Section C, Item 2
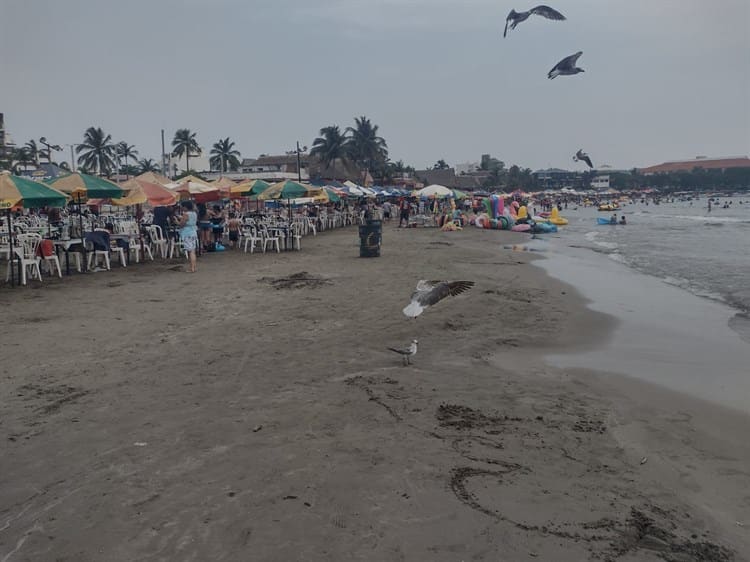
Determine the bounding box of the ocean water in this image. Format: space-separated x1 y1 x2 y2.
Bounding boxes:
550 197 750 337
529 196 750 412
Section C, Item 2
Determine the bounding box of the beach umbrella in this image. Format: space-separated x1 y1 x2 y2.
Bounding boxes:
48 171 125 199
1 171 68 286
415 184 452 198
47 172 125 271
451 188 469 200
211 176 238 197
112 178 177 207
258 181 319 239
229 179 271 198
0 171 68 209
134 171 172 186
257 180 316 200
323 186 342 203
170 179 220 204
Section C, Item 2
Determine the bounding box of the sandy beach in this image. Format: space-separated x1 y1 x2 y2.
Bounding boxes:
1 224 748 561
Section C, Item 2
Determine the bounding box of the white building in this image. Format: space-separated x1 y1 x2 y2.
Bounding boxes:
591 175 610 190
455 161 480 175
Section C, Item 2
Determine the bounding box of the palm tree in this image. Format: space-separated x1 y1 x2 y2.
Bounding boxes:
171 129 201 173
345 116 388 183
24 140 41 166
309 125 348 181
116 142 139 178
209 137 241 172
137 158 161 173
76 126 116 176
433 159 449 170
11 147 35 173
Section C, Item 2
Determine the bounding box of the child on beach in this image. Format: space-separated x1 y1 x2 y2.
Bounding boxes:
227 213 241 249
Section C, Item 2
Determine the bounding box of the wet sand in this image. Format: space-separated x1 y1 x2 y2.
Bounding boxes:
1 224 748 561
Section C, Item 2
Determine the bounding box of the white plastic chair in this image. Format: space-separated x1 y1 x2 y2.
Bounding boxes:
148 225 168 258
260 225 280 254
5 233 43 285
242 227 261 254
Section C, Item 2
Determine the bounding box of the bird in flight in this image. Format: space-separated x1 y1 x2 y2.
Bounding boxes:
548 51 585 79
574 149 594 168
504 5 566 38
403 280 475 318
388 339 418 366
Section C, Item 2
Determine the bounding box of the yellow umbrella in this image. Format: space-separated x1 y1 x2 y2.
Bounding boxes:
211 176 237 191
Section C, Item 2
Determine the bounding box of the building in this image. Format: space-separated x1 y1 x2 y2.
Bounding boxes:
455 161 480 175
591 175 610 190
639 156 750 175
532 168 583 190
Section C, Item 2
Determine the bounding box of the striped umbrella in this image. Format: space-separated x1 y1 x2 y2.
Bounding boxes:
0 171 68 209
1 171 68 286
230 179 271 199
257 180 316 200
48 171 125 199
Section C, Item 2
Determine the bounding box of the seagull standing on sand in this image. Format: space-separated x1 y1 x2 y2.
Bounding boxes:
574 149 594 168
388 339 418 366
548 51 585 79
504 5 566 38
403 280 475 318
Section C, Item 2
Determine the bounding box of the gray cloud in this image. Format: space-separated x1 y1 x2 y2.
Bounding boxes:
1 0 747 171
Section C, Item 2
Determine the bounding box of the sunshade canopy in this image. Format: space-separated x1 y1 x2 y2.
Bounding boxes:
257 180 316 200
0 171 68 209
113 178 177 207
48 172 125 199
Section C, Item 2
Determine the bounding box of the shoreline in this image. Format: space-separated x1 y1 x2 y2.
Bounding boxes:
534 244 750 415
1 225 748 560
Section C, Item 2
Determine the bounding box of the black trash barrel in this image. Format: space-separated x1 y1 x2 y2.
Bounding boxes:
359 220 382 257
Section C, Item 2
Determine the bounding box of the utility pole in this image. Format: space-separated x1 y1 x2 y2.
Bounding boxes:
296 141 302 183
161 129 166 175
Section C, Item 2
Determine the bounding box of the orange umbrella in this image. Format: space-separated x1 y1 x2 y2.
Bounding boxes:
113 178 177 207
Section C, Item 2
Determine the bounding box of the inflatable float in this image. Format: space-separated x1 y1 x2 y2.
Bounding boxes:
598 203 620 212
548 208 568 226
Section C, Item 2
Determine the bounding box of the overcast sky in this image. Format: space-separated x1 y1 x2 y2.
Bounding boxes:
1 0 748 171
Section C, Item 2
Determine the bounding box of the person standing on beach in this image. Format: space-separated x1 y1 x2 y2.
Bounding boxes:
383 200 392 222
176 201 198 273
398 197 410 227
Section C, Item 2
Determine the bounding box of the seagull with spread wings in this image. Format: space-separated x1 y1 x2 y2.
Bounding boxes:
574 149 594 169
548 51 585 79
504 5 566 38
388 339 418 366
402 280 475 318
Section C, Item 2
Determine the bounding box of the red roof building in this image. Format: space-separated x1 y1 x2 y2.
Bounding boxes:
639 156 750 174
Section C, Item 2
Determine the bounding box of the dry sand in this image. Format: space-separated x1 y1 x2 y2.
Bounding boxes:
1 224 748 561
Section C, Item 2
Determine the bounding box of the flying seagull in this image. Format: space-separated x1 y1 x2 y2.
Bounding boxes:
403 280 475 318
574 149 594 168
388 339 418 366
504 5 566 38
548 51 584 79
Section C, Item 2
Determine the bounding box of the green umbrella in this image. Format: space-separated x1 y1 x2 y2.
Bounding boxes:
1 171 68 286
257 180 314 200
0 171 68 209
451 188 469 200
47 172 124 272
323 187 341 203
48 171 125 199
